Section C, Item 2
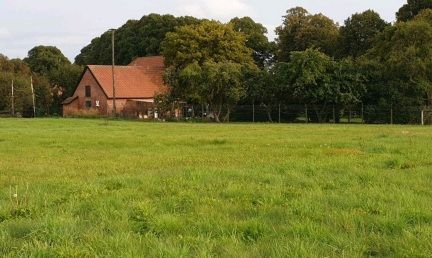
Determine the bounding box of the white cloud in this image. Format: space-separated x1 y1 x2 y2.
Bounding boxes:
0 28 11 39
179 0 254 20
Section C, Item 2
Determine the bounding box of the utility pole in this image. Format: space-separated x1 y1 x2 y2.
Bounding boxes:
30 76 36 117
11 80 15 117
111 29 117 117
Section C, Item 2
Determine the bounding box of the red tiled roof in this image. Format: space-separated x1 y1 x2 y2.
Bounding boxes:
88 56 166 99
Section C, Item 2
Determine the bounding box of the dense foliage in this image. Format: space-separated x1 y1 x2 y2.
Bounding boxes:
162 21 256 122
0 55 51 116
24 46 83 115
397 0 432 21
275 7 340 61
338 10 389 58
2 0 432 123
229 17 275 68
75 14 202 65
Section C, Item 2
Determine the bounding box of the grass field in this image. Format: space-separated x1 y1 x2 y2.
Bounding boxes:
0 119 431 257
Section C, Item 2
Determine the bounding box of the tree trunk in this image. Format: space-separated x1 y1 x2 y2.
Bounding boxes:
223 107 231 123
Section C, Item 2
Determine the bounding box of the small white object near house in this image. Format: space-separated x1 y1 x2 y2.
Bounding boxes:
96 100 100 107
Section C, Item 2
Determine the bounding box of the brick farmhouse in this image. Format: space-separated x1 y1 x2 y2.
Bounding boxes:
63 56 167 118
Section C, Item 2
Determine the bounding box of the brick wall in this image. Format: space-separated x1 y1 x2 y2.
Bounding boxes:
63 69 108 116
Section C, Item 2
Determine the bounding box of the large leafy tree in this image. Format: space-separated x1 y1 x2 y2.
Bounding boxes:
362 10 432 123
278 48 364 122
275 7 339 61
229 17 275 68
338 10 389 58
75 14 202 65
162 20 256 122
368 10 432 102
24 46 83 115
397 0 432 22
24 46 71 75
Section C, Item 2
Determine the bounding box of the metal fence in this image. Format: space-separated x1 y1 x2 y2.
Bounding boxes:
1 104 432 125
179 104 432 125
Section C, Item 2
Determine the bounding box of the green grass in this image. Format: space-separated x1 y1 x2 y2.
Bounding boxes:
0 118 432 257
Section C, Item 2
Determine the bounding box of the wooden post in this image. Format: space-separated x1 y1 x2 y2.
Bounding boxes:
11 80 15 117
361 103 364 123
30 76 36 117
111 29 117 117
305 104 308 124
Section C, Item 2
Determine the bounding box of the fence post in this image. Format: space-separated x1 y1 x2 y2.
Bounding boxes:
421 108 425 126
348 107 352 123
390 104 393 125
332 104 336 123
11 79 15 117
361 103 364 123
252 102 255 123
305 104 309 124
278 103 281 123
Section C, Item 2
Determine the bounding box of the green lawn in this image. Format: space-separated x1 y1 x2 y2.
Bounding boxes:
0 119 431 257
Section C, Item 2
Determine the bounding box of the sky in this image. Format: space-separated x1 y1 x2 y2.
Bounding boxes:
0 0 406 62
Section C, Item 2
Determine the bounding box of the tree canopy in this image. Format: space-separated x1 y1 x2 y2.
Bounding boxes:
0 54 51 116
338 10 389 58
397 0 432 22
24 46 83 115
229 17 275 68
367 9 432 104
75 14 202 65
162 20 256 122
275 7 339 61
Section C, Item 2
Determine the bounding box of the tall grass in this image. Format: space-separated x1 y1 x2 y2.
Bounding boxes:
0 119 431 257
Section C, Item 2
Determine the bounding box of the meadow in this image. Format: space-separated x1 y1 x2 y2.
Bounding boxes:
0 118 431 257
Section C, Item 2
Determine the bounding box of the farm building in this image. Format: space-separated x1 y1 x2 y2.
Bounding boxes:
63 56 168 118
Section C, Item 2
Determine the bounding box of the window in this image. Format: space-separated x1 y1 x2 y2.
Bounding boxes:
85 101 92 109
85 86 91 97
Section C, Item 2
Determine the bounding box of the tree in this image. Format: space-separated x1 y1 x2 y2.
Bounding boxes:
286 48 334 122
75 14 202 65
275 7 339 61
338 10 389 58
0 54 52 116
229 17 275 68
369 10 432 102
24 46 71 76
162 20 256 122
24 46 83 115
279 48 365 122
363 10 432 123
397 0 432 22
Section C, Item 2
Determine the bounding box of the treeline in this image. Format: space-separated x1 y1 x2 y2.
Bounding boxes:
1 0 431 122
0 47 82 116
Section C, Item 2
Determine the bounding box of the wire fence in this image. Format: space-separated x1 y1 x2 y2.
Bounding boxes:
1 104 432 125
177 104 432 125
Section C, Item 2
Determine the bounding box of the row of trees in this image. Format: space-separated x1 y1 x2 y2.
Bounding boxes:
0 47 83 116
157 4 432 123
1 0 431 122
0 55 50 116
